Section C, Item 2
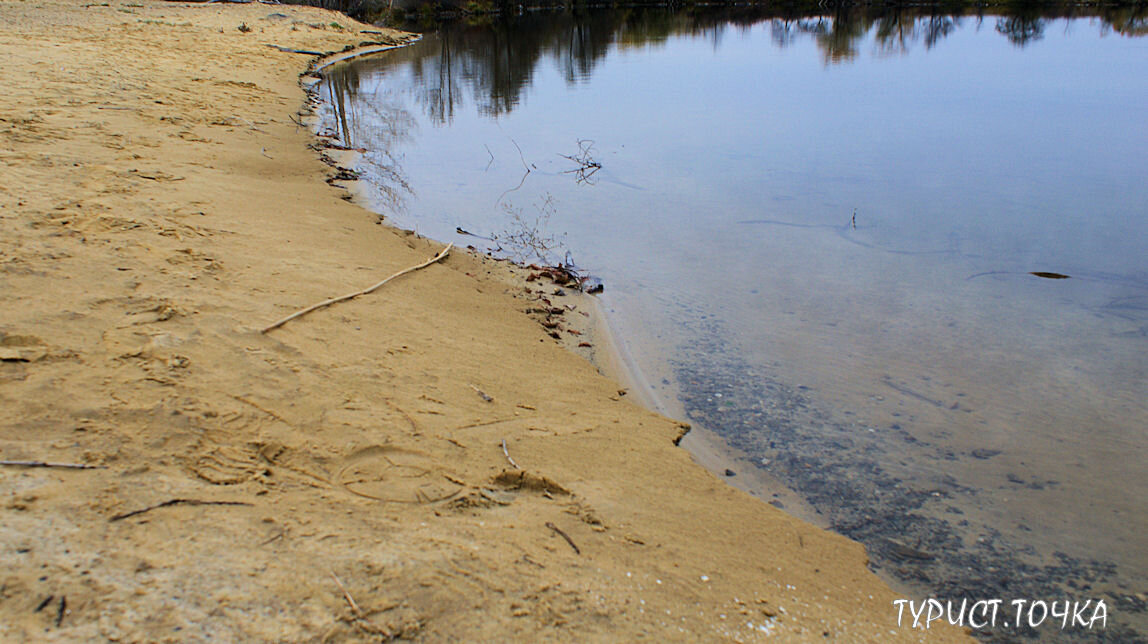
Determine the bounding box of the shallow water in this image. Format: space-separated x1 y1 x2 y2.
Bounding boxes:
320 8 1148 640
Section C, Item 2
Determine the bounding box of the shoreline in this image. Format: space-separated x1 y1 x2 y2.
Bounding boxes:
0 2 969 641
315 77 819 526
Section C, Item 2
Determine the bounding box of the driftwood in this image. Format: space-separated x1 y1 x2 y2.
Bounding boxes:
260 244 452 333
0 460 102 470
267 44 325 56
501 439 520 470
161 0 258 4
330 572 363 616
110 498 253 522
330 571 394 635
311 40 421 73
545 522 581 555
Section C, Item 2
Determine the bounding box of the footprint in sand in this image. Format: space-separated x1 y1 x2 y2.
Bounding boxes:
336 446 461 504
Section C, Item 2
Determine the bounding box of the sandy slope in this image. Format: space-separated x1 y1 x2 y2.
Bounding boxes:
0 1 967 641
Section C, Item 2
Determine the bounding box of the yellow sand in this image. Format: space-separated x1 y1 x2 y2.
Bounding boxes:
0 1 968 641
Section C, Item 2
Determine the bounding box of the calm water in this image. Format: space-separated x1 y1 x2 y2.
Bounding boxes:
320 8 1148 639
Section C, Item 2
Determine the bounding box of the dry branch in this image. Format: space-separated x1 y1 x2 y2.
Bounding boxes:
470 384 493 402
501 439 520 470
261 244 452 333
267 44 325 56
330 572 363 616
0 460 102 470
545 521 581 555
110 498 253 522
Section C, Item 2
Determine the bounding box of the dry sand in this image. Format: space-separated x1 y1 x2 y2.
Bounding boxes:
0 1 969 641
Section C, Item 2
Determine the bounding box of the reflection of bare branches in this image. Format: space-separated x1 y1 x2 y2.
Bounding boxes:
322 64 417 218
996 16 1046 46
796 17 829 37
770 19 798 48
333 7 1145 145
812 15 867 62
327 67 355 148
363 154 414 218
874 12 914 55
1104 9 1148 36
559 139 602 186
354 101 416 217
422 34 463 125
923 15 959 49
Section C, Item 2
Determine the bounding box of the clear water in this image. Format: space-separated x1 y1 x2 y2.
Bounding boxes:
320 9 1148 639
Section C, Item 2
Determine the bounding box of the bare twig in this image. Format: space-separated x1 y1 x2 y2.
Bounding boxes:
510 138 531 173
55 596 66 628
266 43 325 56
470 384 493 402
545 522 580 555
311 38 422 73
559 139 602 185
495 169 530 207
261 244 452 333
330 572 363 616
491 194 564 263
34 595 54 612
493 136 535 206
230 394 292 425
451 416 521 431
0 460 102 470
110 498 253 522
501 439 520 470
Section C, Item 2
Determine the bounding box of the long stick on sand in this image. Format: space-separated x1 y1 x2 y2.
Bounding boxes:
260 244 452 334
0 460 102 470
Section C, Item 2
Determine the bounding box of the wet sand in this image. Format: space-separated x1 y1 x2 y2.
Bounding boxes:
0 1 969 641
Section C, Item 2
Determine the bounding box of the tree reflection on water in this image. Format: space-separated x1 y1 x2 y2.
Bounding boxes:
324 63 417 216
325 4 1145 132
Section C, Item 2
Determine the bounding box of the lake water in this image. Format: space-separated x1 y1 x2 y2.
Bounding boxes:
319 8 1148 640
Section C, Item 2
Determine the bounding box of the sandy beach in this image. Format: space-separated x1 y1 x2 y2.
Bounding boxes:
0 1 968 640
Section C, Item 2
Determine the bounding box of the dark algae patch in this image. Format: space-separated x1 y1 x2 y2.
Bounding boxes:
672 318 1146 642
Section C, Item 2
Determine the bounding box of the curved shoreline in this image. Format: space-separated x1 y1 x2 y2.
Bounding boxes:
311 36 839 537
0 2 969 641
